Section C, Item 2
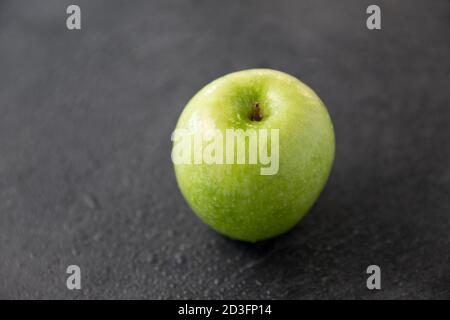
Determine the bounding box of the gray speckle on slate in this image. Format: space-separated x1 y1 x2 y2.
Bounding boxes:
0 0 449 299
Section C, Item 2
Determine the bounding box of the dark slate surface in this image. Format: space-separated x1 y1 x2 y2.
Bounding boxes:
0 0 449 299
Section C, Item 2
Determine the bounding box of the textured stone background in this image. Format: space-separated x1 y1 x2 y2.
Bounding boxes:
0 0 449 299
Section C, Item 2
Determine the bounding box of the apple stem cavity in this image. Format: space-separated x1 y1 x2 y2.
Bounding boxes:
250 102 263 121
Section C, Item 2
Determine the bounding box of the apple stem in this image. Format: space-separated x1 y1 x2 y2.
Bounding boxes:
251 102 263 121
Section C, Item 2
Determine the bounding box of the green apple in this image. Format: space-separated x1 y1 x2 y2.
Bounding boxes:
172 69 335 242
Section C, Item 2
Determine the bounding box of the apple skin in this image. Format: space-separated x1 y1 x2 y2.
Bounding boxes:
173 69 335 242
